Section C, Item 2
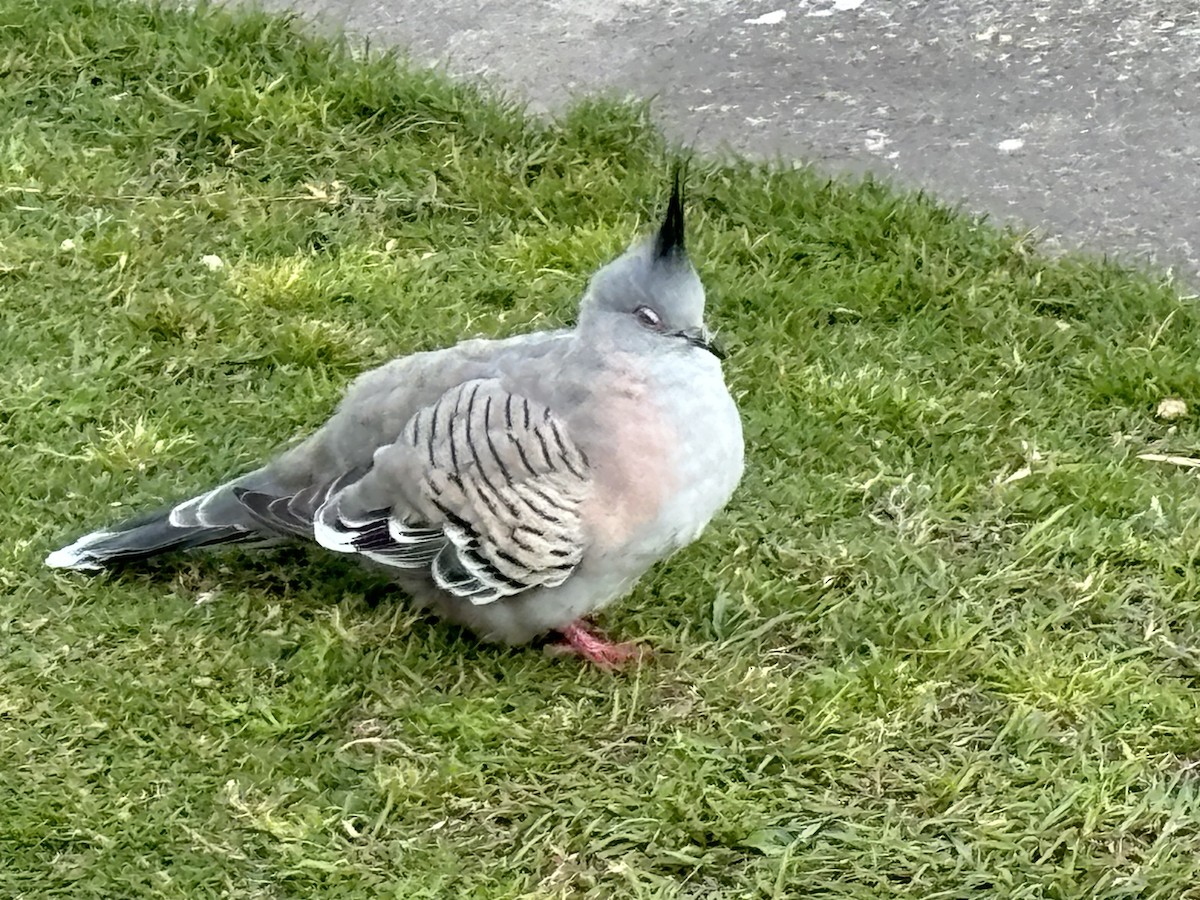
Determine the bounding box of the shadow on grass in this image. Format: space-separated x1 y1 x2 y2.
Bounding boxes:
82 543 595 668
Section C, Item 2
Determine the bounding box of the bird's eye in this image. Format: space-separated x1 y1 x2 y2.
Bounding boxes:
634 306 662 329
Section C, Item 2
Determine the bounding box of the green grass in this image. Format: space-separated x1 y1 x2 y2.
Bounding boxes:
3 1 1200 896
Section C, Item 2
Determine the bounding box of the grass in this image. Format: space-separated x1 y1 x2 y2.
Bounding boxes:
3 0 1200 896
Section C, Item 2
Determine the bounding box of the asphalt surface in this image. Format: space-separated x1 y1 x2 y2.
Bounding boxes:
242 0 1200 281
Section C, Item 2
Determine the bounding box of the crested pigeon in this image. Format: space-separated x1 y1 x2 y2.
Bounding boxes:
46 177 744 666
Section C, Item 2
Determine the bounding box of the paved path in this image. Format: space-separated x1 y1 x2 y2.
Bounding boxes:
246 0 1200 281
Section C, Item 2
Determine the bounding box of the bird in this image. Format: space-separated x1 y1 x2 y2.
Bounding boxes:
45 175 745 667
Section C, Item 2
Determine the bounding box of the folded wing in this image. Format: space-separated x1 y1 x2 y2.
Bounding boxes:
235 379 591 605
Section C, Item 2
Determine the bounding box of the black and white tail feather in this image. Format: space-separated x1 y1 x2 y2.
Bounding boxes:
44 482 266 572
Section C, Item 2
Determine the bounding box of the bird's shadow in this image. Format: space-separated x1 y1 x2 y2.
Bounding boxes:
92 545 561 666
120 544 397 606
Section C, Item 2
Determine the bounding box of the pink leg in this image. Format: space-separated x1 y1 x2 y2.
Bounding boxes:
548 620 645 669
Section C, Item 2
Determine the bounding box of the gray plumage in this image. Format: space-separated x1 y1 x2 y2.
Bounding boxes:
46 178 744 647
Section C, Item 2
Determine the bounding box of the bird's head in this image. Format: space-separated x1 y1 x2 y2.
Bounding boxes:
577 172 721 359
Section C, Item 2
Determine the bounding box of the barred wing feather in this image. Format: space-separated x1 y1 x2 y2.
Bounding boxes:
306 379 591 604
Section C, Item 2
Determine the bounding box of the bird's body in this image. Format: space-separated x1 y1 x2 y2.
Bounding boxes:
47 178 744 663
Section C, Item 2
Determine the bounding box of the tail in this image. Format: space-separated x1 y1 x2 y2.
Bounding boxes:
45 481 267 572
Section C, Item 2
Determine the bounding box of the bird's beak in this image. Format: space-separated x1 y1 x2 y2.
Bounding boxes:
675 327 726 360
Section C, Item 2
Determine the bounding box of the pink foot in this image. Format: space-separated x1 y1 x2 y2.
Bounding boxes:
547 621 646 669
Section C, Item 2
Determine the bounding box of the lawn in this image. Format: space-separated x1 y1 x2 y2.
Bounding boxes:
3 1 1200 896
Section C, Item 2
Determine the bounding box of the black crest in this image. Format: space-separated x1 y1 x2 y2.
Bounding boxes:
653 166 686 261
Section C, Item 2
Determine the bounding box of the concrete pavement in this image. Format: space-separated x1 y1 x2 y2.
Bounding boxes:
241 0 1200 281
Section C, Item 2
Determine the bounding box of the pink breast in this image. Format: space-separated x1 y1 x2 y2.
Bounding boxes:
579 369 678 552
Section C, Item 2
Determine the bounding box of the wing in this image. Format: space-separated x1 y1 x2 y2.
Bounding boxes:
238 379 592 605
231 471 363 538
